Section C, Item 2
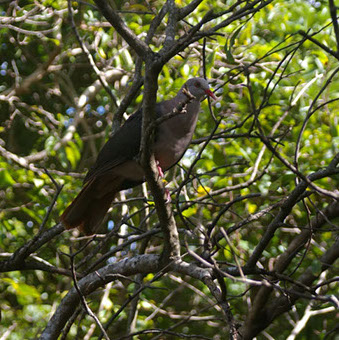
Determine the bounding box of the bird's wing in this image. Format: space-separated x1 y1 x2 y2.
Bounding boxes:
84 108 143 183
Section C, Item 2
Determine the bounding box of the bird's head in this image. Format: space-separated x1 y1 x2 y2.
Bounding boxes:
183 77 216 101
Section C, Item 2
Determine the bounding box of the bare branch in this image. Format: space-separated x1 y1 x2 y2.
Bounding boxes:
68 0 118 108
69 247 110 340
298 29 339 59
246 154 339 269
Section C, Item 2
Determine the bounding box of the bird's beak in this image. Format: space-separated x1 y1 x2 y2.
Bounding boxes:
205 89 216 100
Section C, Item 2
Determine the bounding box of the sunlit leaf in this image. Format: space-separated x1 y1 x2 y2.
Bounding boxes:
0 170 16 186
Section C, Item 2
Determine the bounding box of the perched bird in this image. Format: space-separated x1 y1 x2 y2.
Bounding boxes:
61 77 215 235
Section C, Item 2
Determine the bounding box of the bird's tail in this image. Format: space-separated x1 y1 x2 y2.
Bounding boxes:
60 179 115 235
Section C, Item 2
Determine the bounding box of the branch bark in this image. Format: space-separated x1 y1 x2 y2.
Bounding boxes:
39 254 160 340
39 255 213 339
140 59 181 263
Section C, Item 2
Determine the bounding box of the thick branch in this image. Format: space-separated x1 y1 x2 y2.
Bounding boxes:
40 256 213 339
139 61 180 262
39 254 160 340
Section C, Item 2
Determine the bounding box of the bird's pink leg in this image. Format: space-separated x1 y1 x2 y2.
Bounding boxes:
164 189 171 203
156 161 164 178
156 161 171 202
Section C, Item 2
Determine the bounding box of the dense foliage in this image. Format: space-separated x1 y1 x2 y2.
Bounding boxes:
0 0 338 339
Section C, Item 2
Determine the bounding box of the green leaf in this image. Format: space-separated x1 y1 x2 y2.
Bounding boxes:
311 259 322 275
224 26 242 63
58 148 69 169
45 135 56 153
3 278 41 305
182 206 197 218
65 146 75 168
0 170 16 186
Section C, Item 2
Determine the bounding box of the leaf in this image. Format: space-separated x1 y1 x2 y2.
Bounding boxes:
45 135 56 153
102 297 113 310
223 245 232 261
22 207 42 223
145 273 154 282
146 199 155 206
140 300 152 310
311 259 322 275
65 146 77 169
213 144 226 165
0 169 16 186
247 202 257 214
3 278 41 305
58 148 69 169
128 4 149 11
98 47 107 59
224 26 242 63
33 178 44 188
197 185 211 197
182 206 197 218
207 51 215 68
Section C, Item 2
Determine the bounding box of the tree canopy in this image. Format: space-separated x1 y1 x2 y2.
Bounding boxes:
0 0 338 339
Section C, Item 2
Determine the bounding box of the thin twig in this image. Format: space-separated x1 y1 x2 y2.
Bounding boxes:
68 0 118 108
69 247 111 340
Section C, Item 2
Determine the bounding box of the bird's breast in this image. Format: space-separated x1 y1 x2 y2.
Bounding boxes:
154 131 194 171
153 100 200 171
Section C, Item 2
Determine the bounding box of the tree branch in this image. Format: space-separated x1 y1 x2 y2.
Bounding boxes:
241 238 339 339
328 0 339 52
39 255 214 339
93 0 152 58
139 61 181 262
246 155 339 270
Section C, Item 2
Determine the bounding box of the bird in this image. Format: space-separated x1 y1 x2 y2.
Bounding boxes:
60 77 216 235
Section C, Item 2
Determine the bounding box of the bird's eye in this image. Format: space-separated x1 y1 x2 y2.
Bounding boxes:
194 82 201 88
